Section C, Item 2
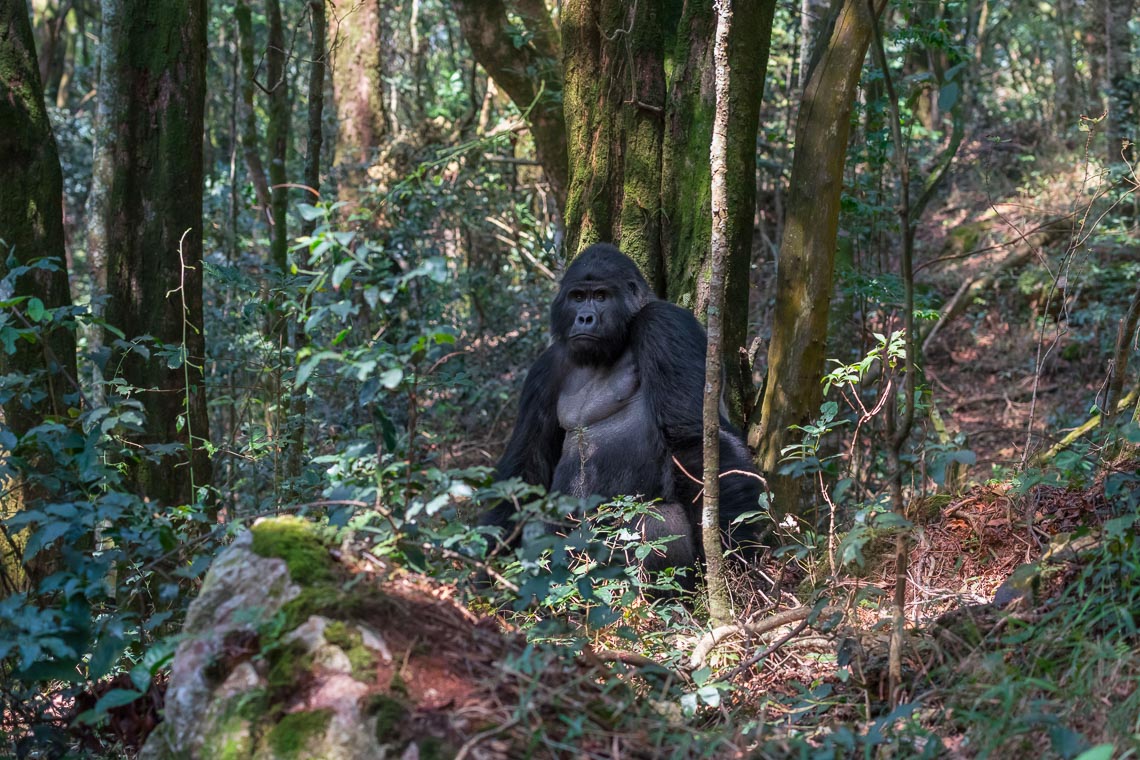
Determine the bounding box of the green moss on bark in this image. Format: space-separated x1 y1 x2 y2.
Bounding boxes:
0 0 78 439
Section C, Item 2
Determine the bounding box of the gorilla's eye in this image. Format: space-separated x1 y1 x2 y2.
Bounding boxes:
571 290 585 303
594 291 606 302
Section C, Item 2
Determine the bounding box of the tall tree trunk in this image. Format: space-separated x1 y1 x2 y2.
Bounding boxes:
96 0 211 509
562 0 666 281
661 0 774 419
452 0 568 215
286 0 327 484
703 0 735 626
1054 0 1082 129
1104 0 1135 166
754 0 884 518
329 0 386 171
266 0 291 274
0 0 79 437
1 0 80 587
561 0 774 420
30 0 68 102
235 0 273 225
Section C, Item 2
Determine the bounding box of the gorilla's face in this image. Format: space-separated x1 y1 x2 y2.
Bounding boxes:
551 244 651 366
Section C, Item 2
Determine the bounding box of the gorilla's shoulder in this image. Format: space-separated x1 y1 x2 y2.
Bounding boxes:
630 300 706 356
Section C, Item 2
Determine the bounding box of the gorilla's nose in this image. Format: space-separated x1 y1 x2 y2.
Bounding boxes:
576 313 595 326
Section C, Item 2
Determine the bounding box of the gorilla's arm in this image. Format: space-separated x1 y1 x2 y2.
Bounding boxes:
481 345 567 529
630 302 762 530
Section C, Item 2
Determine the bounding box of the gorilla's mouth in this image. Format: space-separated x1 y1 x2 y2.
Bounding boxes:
569 333 600 342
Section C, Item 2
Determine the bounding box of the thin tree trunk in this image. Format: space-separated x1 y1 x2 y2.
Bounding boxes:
235 0 273 224
267 0 290 274
703 0 734 627
868 2 914 706
1103 279 1140 428
286 0 327 484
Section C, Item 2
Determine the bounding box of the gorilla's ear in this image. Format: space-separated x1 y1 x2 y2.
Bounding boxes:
628 280 639 293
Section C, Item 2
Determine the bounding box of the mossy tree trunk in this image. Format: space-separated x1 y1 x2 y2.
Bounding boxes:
0 0 78 441
753 0 885 519
562 0 775 419
96 0 211 510
563 0 669 291
1 0 80 582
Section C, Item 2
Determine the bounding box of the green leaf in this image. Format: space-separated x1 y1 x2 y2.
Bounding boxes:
1048 725 1089 758
944 61 967 82
25 521 71 558
1074 744 1116 760
939 82 960 112
296 355 322 389
296 203 323 221
93 688 144 714
26 297 44 322
88 636 126 680
379 368 403 389
332 259 355 289
697 685 721 707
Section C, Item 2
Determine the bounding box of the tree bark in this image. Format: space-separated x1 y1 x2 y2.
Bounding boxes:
662 0 773 419
753 0 884 518
235 0 272 225
1104 0 1135 166
703 0 734 626
286 0 327 484
96 0 211 509
329 0 386 170
452 0 568 216
559 0 774 421
266 0 291 273
0 0 79 437
29 0 68 103
1103 279 1140 429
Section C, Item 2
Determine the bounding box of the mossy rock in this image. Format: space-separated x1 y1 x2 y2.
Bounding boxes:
250 516 335 586
263 709 334 759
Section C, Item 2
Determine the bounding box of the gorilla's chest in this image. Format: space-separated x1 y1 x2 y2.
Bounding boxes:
556 352 641 430
553 352 662 499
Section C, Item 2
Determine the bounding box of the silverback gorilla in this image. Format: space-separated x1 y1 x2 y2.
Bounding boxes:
481 243 762 584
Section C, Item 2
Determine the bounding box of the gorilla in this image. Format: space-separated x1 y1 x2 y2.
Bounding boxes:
482 243 762 584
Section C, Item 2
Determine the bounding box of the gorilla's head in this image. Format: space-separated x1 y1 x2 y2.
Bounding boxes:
551 243 652 366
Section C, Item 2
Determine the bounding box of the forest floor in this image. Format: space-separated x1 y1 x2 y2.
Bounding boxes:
442 132 1140 755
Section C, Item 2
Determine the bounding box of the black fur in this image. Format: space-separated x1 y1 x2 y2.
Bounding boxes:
483 243 762 576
